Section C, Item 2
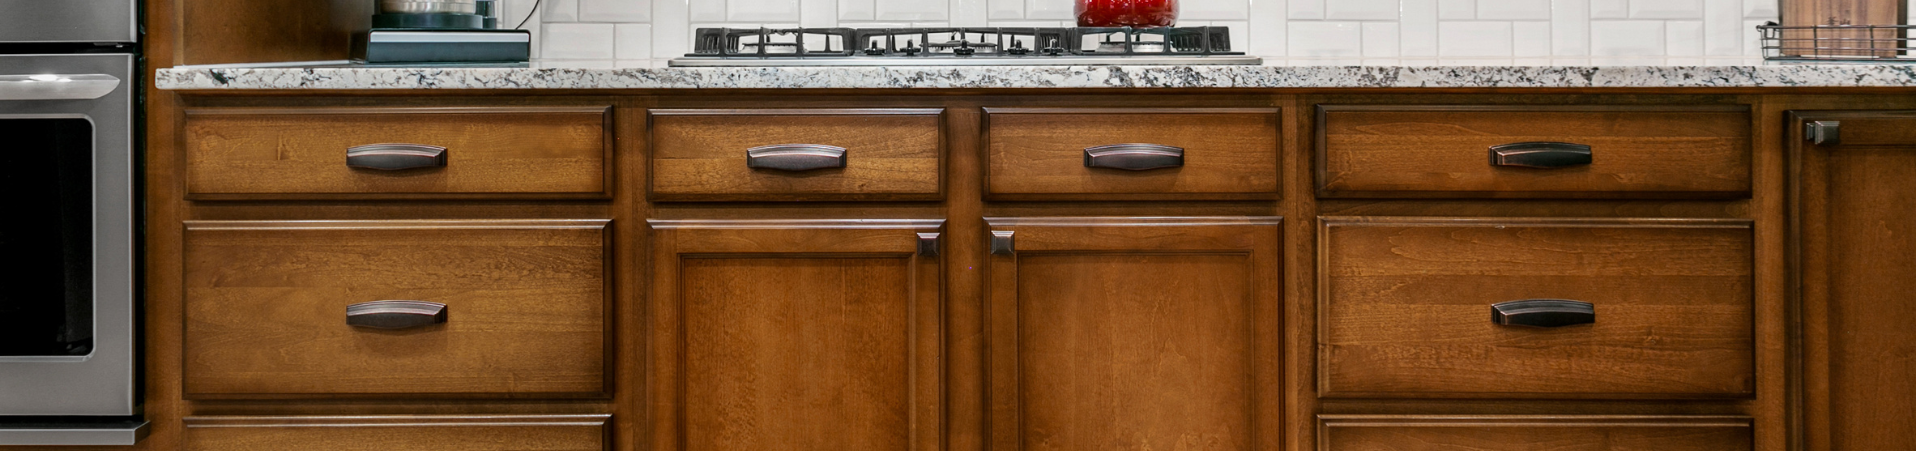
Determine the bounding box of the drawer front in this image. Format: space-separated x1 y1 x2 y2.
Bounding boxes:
183 220 608 397
185 107 611 198
185 415 609 451
1317 105 1750 198
985 108 1281 200
648 109 944 201
1319 416 1752 451
1319 217 1754 398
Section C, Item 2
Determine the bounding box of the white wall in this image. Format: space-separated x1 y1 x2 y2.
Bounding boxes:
502 0 1779 66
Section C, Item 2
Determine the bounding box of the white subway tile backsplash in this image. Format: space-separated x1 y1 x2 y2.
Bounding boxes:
544 23 616 59
951 0 988 26
1289 21 1363 56
879 0 949 20
1703 0 1741 54
1742 0 1775 18
802 0 835 26
1666 20 1703 55
1183 0 1250 20
1438 0 1475 19
1208 20 1251 53
1439 57 1515 64
1288 0 1325 19
1591 20 1664 55
1401 0 1439 56
579 0 650 22
615 23 653 59
840 0 874 20
1026 0 1073 19
730 0 800 21
1477 0 1550 20
1513 21 1550 56
1249 0 1286 56
987 0 1023 19
1325 0 1398 20
1552 0 1590 55
544 0 580 22
689 0 725 21
651 0 688 58
1362 22 1400 56
1439 21 1514 56
1742 19 1765 58
1590 0 1627 19
1628 0 1702 19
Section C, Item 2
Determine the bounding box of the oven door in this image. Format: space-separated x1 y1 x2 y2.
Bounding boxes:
0 0 138 43
0 54 137 429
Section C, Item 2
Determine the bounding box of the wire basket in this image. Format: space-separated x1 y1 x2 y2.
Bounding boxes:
1758 21 1916 62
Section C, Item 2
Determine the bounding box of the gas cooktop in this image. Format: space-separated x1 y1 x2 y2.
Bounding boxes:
669 26 1260 66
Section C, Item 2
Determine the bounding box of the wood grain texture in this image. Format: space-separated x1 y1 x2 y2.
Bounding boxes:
182 220 609 397
1781 0 1902 57
1318 415 1752 451
984 108 1280 200
183 415 609 451
178 0 369 65
1319 217 1755 398
184 107 610 198
648 109 944 201
649 219 944 451
985 217 1282 451
1790 111 1916 451
1317 106 1751 198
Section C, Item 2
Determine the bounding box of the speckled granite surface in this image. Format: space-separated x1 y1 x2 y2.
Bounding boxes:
154 62 1916 90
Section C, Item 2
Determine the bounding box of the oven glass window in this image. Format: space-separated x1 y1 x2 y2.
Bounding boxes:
0 118 94 356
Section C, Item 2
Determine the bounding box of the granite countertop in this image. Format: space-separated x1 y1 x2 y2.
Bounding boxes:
154 60 1916 90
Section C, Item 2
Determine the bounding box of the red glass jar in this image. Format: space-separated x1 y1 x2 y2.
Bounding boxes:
1075 0 1179 28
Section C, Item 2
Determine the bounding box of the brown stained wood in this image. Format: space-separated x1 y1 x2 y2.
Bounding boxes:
1318 415 1753 451
1319 217 1755 399
1317 106 1752 198
181 220 609 397
649 219 944 451
184 107 611 199
648 109 944 201
983 108 1281 200
183 415 610 451
178 0 369 65
1791 111 1916 451
985 217 1283 451
1781 0 1902 58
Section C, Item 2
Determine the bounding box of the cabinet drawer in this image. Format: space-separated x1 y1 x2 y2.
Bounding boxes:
985 108 1280 200
184 107 611 199
1316 105 1750 198
185 415 609 451
183 220 609 398
1319 217 1754 398
648 109 944 201
1319 416 1752 451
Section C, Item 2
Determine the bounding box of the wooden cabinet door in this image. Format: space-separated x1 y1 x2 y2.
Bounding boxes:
1792 111 1916 451
984 217 1283 451
647 219 945 451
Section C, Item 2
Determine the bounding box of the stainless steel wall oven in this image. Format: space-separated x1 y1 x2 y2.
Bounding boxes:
0 0 146 445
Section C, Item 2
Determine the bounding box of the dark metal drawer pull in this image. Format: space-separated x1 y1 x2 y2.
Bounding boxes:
1488 142 1593 168
746 144 847 171
346 300 448 330
1491 299 1595 328
1805 121 1841 145
1083 143 1185 170
346 143 449 170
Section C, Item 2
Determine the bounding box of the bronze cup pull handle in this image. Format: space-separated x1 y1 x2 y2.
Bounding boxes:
1083 143 1185 170
346 300 448 330
1491 299 1595 328
1488 142 1592 168
746 144 848 171
347 143 449 171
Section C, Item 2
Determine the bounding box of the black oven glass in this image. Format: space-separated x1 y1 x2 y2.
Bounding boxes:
0 118 94 356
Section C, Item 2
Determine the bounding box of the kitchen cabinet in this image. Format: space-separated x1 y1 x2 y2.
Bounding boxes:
982 216 1283 451
1789 110 1916 451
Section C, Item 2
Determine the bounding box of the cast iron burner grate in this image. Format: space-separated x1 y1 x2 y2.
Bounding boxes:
676 26 1252 65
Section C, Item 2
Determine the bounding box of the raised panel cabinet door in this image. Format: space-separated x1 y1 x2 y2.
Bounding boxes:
984 217 1284 451
1791 111 1916 451
1319 415 1752 451
647 219 945 451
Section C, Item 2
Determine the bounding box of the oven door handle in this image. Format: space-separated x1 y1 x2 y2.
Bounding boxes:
0 74 122 101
